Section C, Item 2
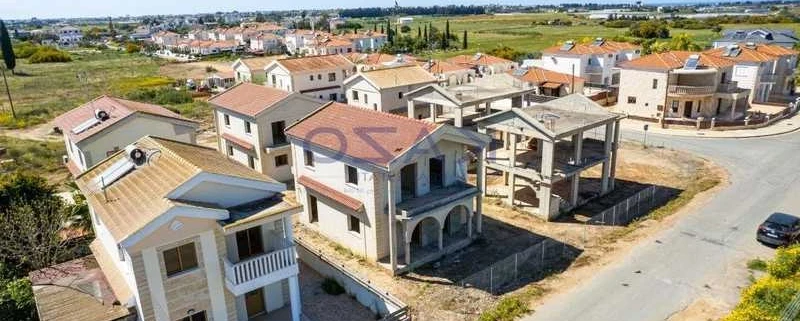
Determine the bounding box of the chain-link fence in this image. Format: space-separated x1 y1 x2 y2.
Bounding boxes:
587 185 663 226
780 291 800 321
458 238 581 294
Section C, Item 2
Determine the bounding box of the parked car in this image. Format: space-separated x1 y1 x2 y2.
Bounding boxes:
757 212 800 246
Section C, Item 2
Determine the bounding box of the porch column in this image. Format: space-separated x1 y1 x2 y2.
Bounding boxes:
454 107 464 128
485 101 492 115
387 174 397 272
404 239 411 266
407 100 415 118
438 227 444 251
504 131 510 150
570 132 583 208
476 147 486 234
540 140 555 220
601 122 614 194
289 275 301 321
199 231 227 321
430 103 436 122
610 119 621 190
508 133 518 206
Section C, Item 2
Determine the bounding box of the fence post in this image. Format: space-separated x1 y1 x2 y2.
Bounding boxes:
514 253 518 282
490 267 494 294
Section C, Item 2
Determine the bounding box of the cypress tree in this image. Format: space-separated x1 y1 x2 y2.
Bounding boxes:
417 26 421 38
463 30 467 49
444 20 450 49
423 24 428 44
0 20 15 72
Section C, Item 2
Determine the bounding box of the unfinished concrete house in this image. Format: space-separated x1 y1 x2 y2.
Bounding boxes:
475 94 624 221
404 73 542 127
286 102 491 274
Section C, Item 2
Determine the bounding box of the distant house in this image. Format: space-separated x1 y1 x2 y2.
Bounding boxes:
56 26 83 47
264 54 356 102
249 33 283 54
705 43 799 102
713 29 800 49
308 36 355 55
344 30 388 53
509 67 585 97
396 17 414 25
418 59 476 86
540 38 641 88
231 58 274 83
345 53 417 71
206 71 236 91
52 95 199 176
446 52 518 76
208 83 324 182
343 65 438 113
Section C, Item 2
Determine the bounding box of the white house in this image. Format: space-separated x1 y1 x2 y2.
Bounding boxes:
540 38 641 87
208 83 325 182
286 102 491 274
249 33 283 54
231 58 273 84
56 26 83 47
264 54 356 102
344 31 388 53
705 43 799 103
70 136 303 321
343 65 437 114
52 95 199 176
446 53 518 77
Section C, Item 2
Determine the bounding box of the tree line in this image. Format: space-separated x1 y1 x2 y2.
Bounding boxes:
339 5 486 18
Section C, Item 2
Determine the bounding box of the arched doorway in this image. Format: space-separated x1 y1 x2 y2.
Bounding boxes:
411 217 440 248
443 205 469 245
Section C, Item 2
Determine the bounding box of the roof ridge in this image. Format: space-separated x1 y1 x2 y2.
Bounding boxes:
330 102 439 129
145 136 204 175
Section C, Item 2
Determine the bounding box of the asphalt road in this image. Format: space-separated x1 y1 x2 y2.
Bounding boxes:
523 129 800 321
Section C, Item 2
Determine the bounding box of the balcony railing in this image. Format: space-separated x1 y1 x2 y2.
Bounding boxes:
760 73 777 83
667 85 715 96
223 246 298 295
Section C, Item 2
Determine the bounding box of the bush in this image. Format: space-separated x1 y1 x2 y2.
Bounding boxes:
125 87 193 106
628 20 670 39
28 47 72 63
478 296 530 321
125 42 141 54
766 246 800 279
747 258 768 272
205 66 217 73
12 42 39 59
321 277 345 295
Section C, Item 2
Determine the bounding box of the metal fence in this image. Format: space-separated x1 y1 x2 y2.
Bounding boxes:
459 238 581 294
587 185 661 226
780 291 800 321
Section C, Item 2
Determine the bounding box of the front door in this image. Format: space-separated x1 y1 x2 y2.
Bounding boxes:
245 288 266 318
683 101 693 118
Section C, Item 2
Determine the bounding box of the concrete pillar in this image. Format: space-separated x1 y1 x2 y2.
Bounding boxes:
387 175 397 272
485 101 492 115
601 122 614 194
570 133 583 207
289 275 302 321
476 147 486 234
508 133 518 206
540 140 555 220
407 100 415 119
503 131 510 150
454 107 464 128
404 240 411 266
610 120 621 190
429 103 436 122
438 227 443 250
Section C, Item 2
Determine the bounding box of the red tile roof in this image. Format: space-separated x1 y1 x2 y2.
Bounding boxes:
447 53 514 67
511 67 585 85
297 175 363 212
221 133 254 150
704 43 798 63
274 54 355 73
209 83 292 117
419 60 471 73
286 102 439 167
620 51 734 71
542 40 641 55
53 95 197 143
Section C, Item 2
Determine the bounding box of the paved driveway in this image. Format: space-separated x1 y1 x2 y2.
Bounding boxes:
523 129 800 321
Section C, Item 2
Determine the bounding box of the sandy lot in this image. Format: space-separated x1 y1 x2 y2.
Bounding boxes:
158 56 285 80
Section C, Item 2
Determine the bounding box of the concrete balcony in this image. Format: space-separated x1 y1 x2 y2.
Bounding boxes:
667 85 715 96
223 246 299 296
395 183 478 218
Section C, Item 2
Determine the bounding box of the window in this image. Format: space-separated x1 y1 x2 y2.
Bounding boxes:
652 79 658 89
271 74 276 85
398 92 403 99
352 90 359 101
317 74 322 80
329 93 338 101
163 242 198 277
235 226 264 260
271 121 287 145
328 72 336 82
248 156 255 169
309 195 318 223
275 154 288 167
304 149 314 167
223 114 230 126
227 144 234 156
671 100 679 113
348 215 361 233
309 75 314 81
627 96 636 104
363 94 368 104
345 165 358 185
244 121 252 134
177 310 207 321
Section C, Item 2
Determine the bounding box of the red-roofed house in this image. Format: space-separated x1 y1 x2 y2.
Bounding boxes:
704 43 799 102
540 38 641 87
209 83 324 182
264 54 356 102
510 67 585 97
286 102 491 274
52 95 199 175
446 52 518 76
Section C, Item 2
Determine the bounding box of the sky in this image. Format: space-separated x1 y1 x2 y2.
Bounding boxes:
0 0 754 20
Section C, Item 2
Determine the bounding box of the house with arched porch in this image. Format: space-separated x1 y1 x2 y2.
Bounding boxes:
286 102 491 274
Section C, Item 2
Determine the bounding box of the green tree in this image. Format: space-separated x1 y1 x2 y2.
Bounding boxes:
423 24 428 43
463 30 468 49
255 13 266 22
0 19 15 118
386 20 393 45
443 20 450 48
417 26 421 38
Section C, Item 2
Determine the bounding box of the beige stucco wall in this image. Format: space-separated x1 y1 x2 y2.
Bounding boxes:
617 69 669 118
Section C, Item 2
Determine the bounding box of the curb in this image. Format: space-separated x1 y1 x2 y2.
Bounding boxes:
620 118 800 139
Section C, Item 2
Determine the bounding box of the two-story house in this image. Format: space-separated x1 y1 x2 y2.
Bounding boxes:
509 67 585 97
343 65 437 114
418 59 476 87
53 95 199 176
209 83 325 182
446 53 518 77
344 31 387 52
713 29 800 49
264 54 356 102
540 38 641 88
74 136 302 321
705 43 799 102
617 51 750 121
286 102 491 274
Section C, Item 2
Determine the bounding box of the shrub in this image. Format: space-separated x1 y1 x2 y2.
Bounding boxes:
478 296 530 321
28 47 72 63
125 42 141 54
766 246 800 279
747 258 768 272
125 87 193 106
205 66 217 73
321 277 345 295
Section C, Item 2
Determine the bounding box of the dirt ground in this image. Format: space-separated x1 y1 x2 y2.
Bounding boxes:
293 142 728 321
299 263 376 321
158 56 284 81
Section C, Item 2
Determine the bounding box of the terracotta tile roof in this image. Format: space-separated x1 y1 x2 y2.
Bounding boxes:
704 43 798 63
354 65 437 89
447 53 514 66
75 136 278 243
343 30 387 39
620 51 734 71
511 67 585 85
221 132 254 150
286 102 440 167
315 37 353 47
297 175 363 212
419 59 471 73
53 95 198 144
542 40 641 55
29 256 132 321
209 82 292 117
273 54 355 73
542 82 563 89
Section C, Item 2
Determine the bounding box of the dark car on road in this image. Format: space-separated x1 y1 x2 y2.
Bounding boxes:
757 213 800 246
